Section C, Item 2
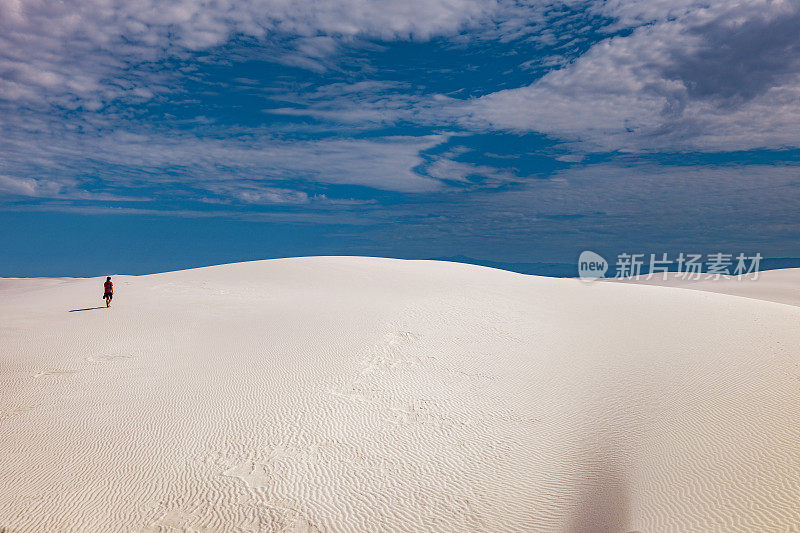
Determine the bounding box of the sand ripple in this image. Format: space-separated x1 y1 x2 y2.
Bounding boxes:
1 257 799 531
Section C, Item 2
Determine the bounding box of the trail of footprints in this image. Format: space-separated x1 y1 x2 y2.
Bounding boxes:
32 353 133 380
8 354 135 425
358 330 425 376
161 328 504 531
327 328 480 430
202 330 453 531
330 330 427 412
33 369 78 378
86 353 133 363
0 404 37 423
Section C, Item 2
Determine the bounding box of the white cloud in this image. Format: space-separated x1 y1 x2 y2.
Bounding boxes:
245 0 800 153
263 80 444 126
392 160 800 257
201 182 311 205
460 0 800 151
0 125 448 196
2 0 799 216
424 157 520 188
0 0 500 109
0 174 51 196
0 173 147 201
540 162 800 221
588 0 711 30
554 154 585 162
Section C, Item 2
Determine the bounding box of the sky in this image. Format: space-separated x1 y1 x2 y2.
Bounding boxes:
1 0 799 276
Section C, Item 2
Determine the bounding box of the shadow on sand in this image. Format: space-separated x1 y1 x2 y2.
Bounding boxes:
69 307 107 312
565 455 631 533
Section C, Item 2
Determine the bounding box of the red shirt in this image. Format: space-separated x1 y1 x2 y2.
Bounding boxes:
104 281 113 293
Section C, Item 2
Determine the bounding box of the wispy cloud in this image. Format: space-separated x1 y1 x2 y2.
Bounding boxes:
0 123 449 200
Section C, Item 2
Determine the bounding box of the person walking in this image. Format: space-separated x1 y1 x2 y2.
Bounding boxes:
103 277 113 308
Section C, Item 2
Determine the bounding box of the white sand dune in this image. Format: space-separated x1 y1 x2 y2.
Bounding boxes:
1 257 799 532
609 268 800 307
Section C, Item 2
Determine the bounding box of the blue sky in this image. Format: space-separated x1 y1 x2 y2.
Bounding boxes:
1 0 799 276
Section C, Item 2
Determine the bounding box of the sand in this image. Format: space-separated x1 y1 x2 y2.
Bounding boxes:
1 257 799 532
609 267 800 306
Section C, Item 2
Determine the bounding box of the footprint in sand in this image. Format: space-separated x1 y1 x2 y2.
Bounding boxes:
359 330 426 375
86 354 132 363
141 508 203 532
221 445 324 490
446 368 496 382
278 510 321 533
0 404 37 422
34 369 77 378
381 399 473 429
222 461 273 489
327 381 384 404
218 462 321 532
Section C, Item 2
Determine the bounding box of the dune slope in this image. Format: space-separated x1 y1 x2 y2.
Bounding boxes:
1 257 799 532
610 267 800 306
